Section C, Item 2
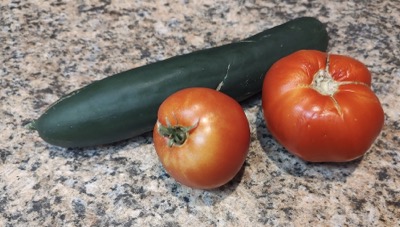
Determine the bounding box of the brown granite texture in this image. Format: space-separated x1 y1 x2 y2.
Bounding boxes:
1 0 399 226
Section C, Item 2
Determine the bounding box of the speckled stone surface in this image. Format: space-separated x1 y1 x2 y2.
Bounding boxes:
1 0 399 226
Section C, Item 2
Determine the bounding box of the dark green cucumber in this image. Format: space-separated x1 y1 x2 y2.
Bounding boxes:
30 17 329 148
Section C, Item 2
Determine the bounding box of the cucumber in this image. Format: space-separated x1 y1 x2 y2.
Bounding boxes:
29 17 329 148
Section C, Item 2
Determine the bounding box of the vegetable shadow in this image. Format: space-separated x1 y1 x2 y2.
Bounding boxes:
159 161 247 207
255 109 362 183
46 131 154 159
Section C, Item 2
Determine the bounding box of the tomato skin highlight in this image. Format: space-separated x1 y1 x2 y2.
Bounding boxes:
262 50 384 162
153 87 250 189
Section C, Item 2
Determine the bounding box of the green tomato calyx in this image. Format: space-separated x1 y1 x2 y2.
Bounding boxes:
157 118 199 147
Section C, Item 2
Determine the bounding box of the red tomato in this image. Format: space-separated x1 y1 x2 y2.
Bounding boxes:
262 50 384 162
153 87 250 189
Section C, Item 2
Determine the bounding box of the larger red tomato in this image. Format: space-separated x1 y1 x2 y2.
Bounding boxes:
153 87 250 189
262 50 384 162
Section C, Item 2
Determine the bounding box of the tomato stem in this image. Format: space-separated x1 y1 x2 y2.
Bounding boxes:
157 119 199 147
310 54 346 116
311 54 339 96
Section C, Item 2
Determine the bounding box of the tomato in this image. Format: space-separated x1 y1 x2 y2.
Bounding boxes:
262 50 384 162
153 87 250 189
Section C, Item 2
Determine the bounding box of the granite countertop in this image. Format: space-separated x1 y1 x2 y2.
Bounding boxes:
1 0 399 226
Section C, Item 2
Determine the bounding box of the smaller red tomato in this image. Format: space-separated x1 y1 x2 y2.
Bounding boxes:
153 87 250 189
262 50 384 162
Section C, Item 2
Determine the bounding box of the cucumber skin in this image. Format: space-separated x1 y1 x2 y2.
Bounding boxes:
33 17 329 148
